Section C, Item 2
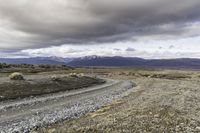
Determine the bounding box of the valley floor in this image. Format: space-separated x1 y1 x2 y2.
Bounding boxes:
36 70 200 133
0 72 134 132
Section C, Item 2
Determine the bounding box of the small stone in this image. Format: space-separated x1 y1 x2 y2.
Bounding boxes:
196 127 200 131
0 96 5 99
48 128 56 133
154 114 159 118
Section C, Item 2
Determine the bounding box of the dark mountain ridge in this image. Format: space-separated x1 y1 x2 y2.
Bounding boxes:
0 57 72 65
67 56 200 69
2 56 200 69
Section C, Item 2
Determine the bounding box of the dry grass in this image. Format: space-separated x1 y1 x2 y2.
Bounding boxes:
35 69 200 133
9 72 25 80
0 74 105 101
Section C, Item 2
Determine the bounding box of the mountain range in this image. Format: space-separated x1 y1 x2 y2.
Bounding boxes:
1 55 200 69
0 57 73 65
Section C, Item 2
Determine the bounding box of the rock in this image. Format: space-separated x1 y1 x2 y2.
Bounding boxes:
51 76 62 81
196 126 200 131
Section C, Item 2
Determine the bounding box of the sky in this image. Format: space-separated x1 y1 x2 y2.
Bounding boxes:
1 0 200 58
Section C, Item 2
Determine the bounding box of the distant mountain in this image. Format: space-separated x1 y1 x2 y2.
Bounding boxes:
0 57 73 65
67 56 200 69
47 56 74 63
3 56 200 69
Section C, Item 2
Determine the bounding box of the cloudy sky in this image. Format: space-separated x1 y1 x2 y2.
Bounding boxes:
1 0 200 58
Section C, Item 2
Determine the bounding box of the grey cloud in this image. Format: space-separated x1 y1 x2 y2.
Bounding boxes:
0 51 28 58
126 47 136 52
0 0 200 50
113 48 121 51
169 45 175 49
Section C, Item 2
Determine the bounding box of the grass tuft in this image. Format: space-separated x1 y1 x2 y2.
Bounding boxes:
9 72 24 80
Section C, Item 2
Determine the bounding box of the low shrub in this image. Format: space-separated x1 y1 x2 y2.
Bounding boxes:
69 73 78 78
9 72 24 80
51 75 62 81
78 73 85 77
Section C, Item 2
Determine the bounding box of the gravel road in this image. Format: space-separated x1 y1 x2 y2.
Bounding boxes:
0 79 135 133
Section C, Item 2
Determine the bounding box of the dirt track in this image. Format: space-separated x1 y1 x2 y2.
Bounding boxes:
0 78 134 133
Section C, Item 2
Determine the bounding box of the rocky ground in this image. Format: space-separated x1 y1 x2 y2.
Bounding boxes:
0 75 134 132
35 70 200 133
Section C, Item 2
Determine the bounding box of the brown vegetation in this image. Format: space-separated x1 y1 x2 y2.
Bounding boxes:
0 63 73 73
9 72 25 80
35 69 200 133
0 74 105 101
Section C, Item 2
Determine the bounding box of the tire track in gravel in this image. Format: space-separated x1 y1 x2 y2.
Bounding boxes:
0 79 135 133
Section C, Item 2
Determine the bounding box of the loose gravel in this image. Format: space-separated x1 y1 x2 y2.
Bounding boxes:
0 79 135 133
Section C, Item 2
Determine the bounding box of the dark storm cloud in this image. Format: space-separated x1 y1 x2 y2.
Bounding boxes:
0 0 200 49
